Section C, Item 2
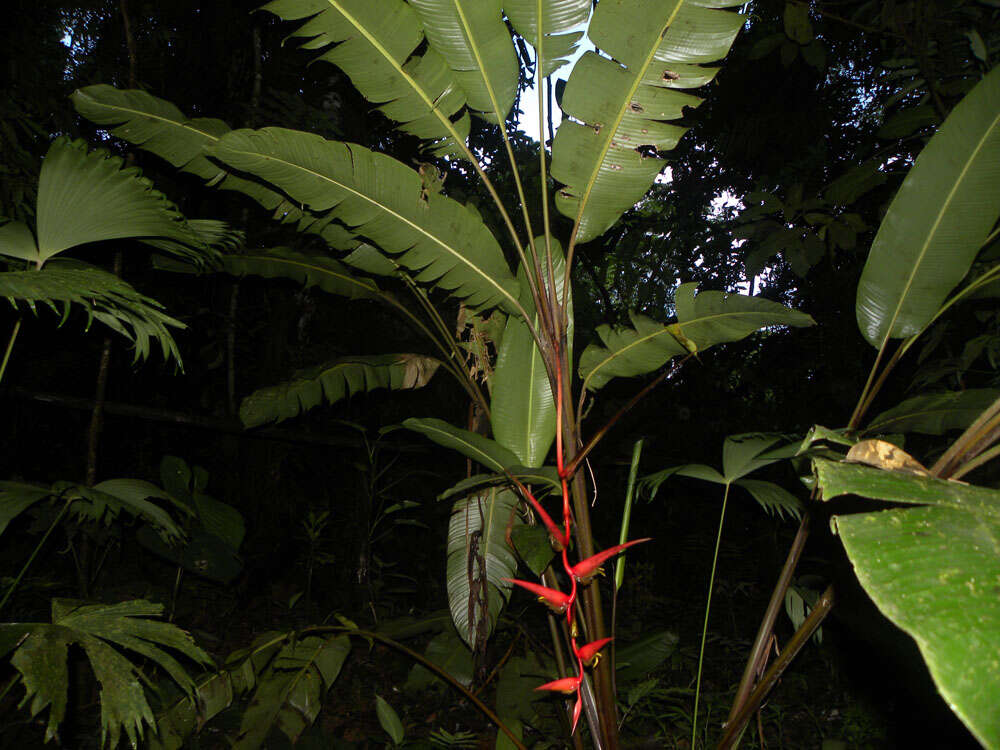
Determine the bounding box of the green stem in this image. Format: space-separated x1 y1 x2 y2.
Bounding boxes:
0 318 22 386
692 482 731 748
0 496 72 615
313 625 526 750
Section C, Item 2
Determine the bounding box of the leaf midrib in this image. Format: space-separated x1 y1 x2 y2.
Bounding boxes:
218 142 520 312
875 107 1000 347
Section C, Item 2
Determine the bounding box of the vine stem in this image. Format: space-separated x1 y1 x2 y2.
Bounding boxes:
0 496 73 615
692 482 731 747
0 318 22 386
311 625 526 750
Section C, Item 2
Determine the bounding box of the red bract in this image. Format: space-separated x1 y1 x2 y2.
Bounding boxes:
576 636 613 667
534 676 581 694
520 489 568 549
569 538 652 583
504 578 572 614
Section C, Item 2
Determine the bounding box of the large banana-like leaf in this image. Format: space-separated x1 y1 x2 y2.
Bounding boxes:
240 354 442 428
0 264 184 363
0 599 212 748
579 283 815 391
219 247 382 301
856 66 1000 347
490 239 571 467
504 0 590 77
33 137 207 263
408 0 519 125
403 417 522 473
260 0 471 156
71 85 306 223
551 0 744 244
814 458 1000 748
865 389 1000 436
446 488 520 648
208 127 520 312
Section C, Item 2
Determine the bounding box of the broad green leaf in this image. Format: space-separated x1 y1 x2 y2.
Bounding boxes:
209 128 520 312
721 433 786 480
193 491 246 552
615 630 679 683
1 264 184 365
375 695 405 744
71 85 306 221
580 283 814 391
509 524 556 576
403 417 522 473
92 479 189 544
34 137 206 262
491 239 571 467
0 219 39 262
219 247 382 301
408 0 519 124
856 66 1000 347
446 488 520 647
865 389 1000 436
2 599 212 749
814 458 1000 747
404 625 474 691
240 354 442 428
235 634 350 749
551 0 744 243
437 466 561 501
260 0 471 156
0 481 51 537
503 0 590 76
496 653 553 725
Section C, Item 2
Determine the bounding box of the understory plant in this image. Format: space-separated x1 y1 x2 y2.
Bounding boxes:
4 0 994 747
62 0 819 745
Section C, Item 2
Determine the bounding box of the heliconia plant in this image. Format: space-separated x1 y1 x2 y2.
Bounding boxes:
67 0 819 744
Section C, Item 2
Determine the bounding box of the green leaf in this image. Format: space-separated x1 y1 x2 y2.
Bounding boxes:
866 389 1000 436
580 283 814 391
437 466 561 501
405 625 474 692
408 0 519 125
259 0 471 156
877 104 940 139
219 247 382 301
856 66 1000 348
824 158 888 205
235 634 351 749
209 128 520 312
241 354 442 428
403 417 521 474
509 524 557 577
783 1 813 44
734 479 802 521
92 479 189 544
0 264 185 364
0 219 39 262
615 630 679 683
551 0 744 244
71 85 306 221
2 599 213 749
375 695 405 744
491 240 571 467
502 0 590 77
446 488 520 648
0 481 51 538
193 491 245 552
814 458 1000 747
34 137 206 262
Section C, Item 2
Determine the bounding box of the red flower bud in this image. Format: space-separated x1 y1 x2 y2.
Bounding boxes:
534 675 581 694
504 578 572 614
569 538 652 583
576 636 613 667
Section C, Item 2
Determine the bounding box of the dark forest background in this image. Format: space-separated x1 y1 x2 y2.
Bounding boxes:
1 0 996 747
